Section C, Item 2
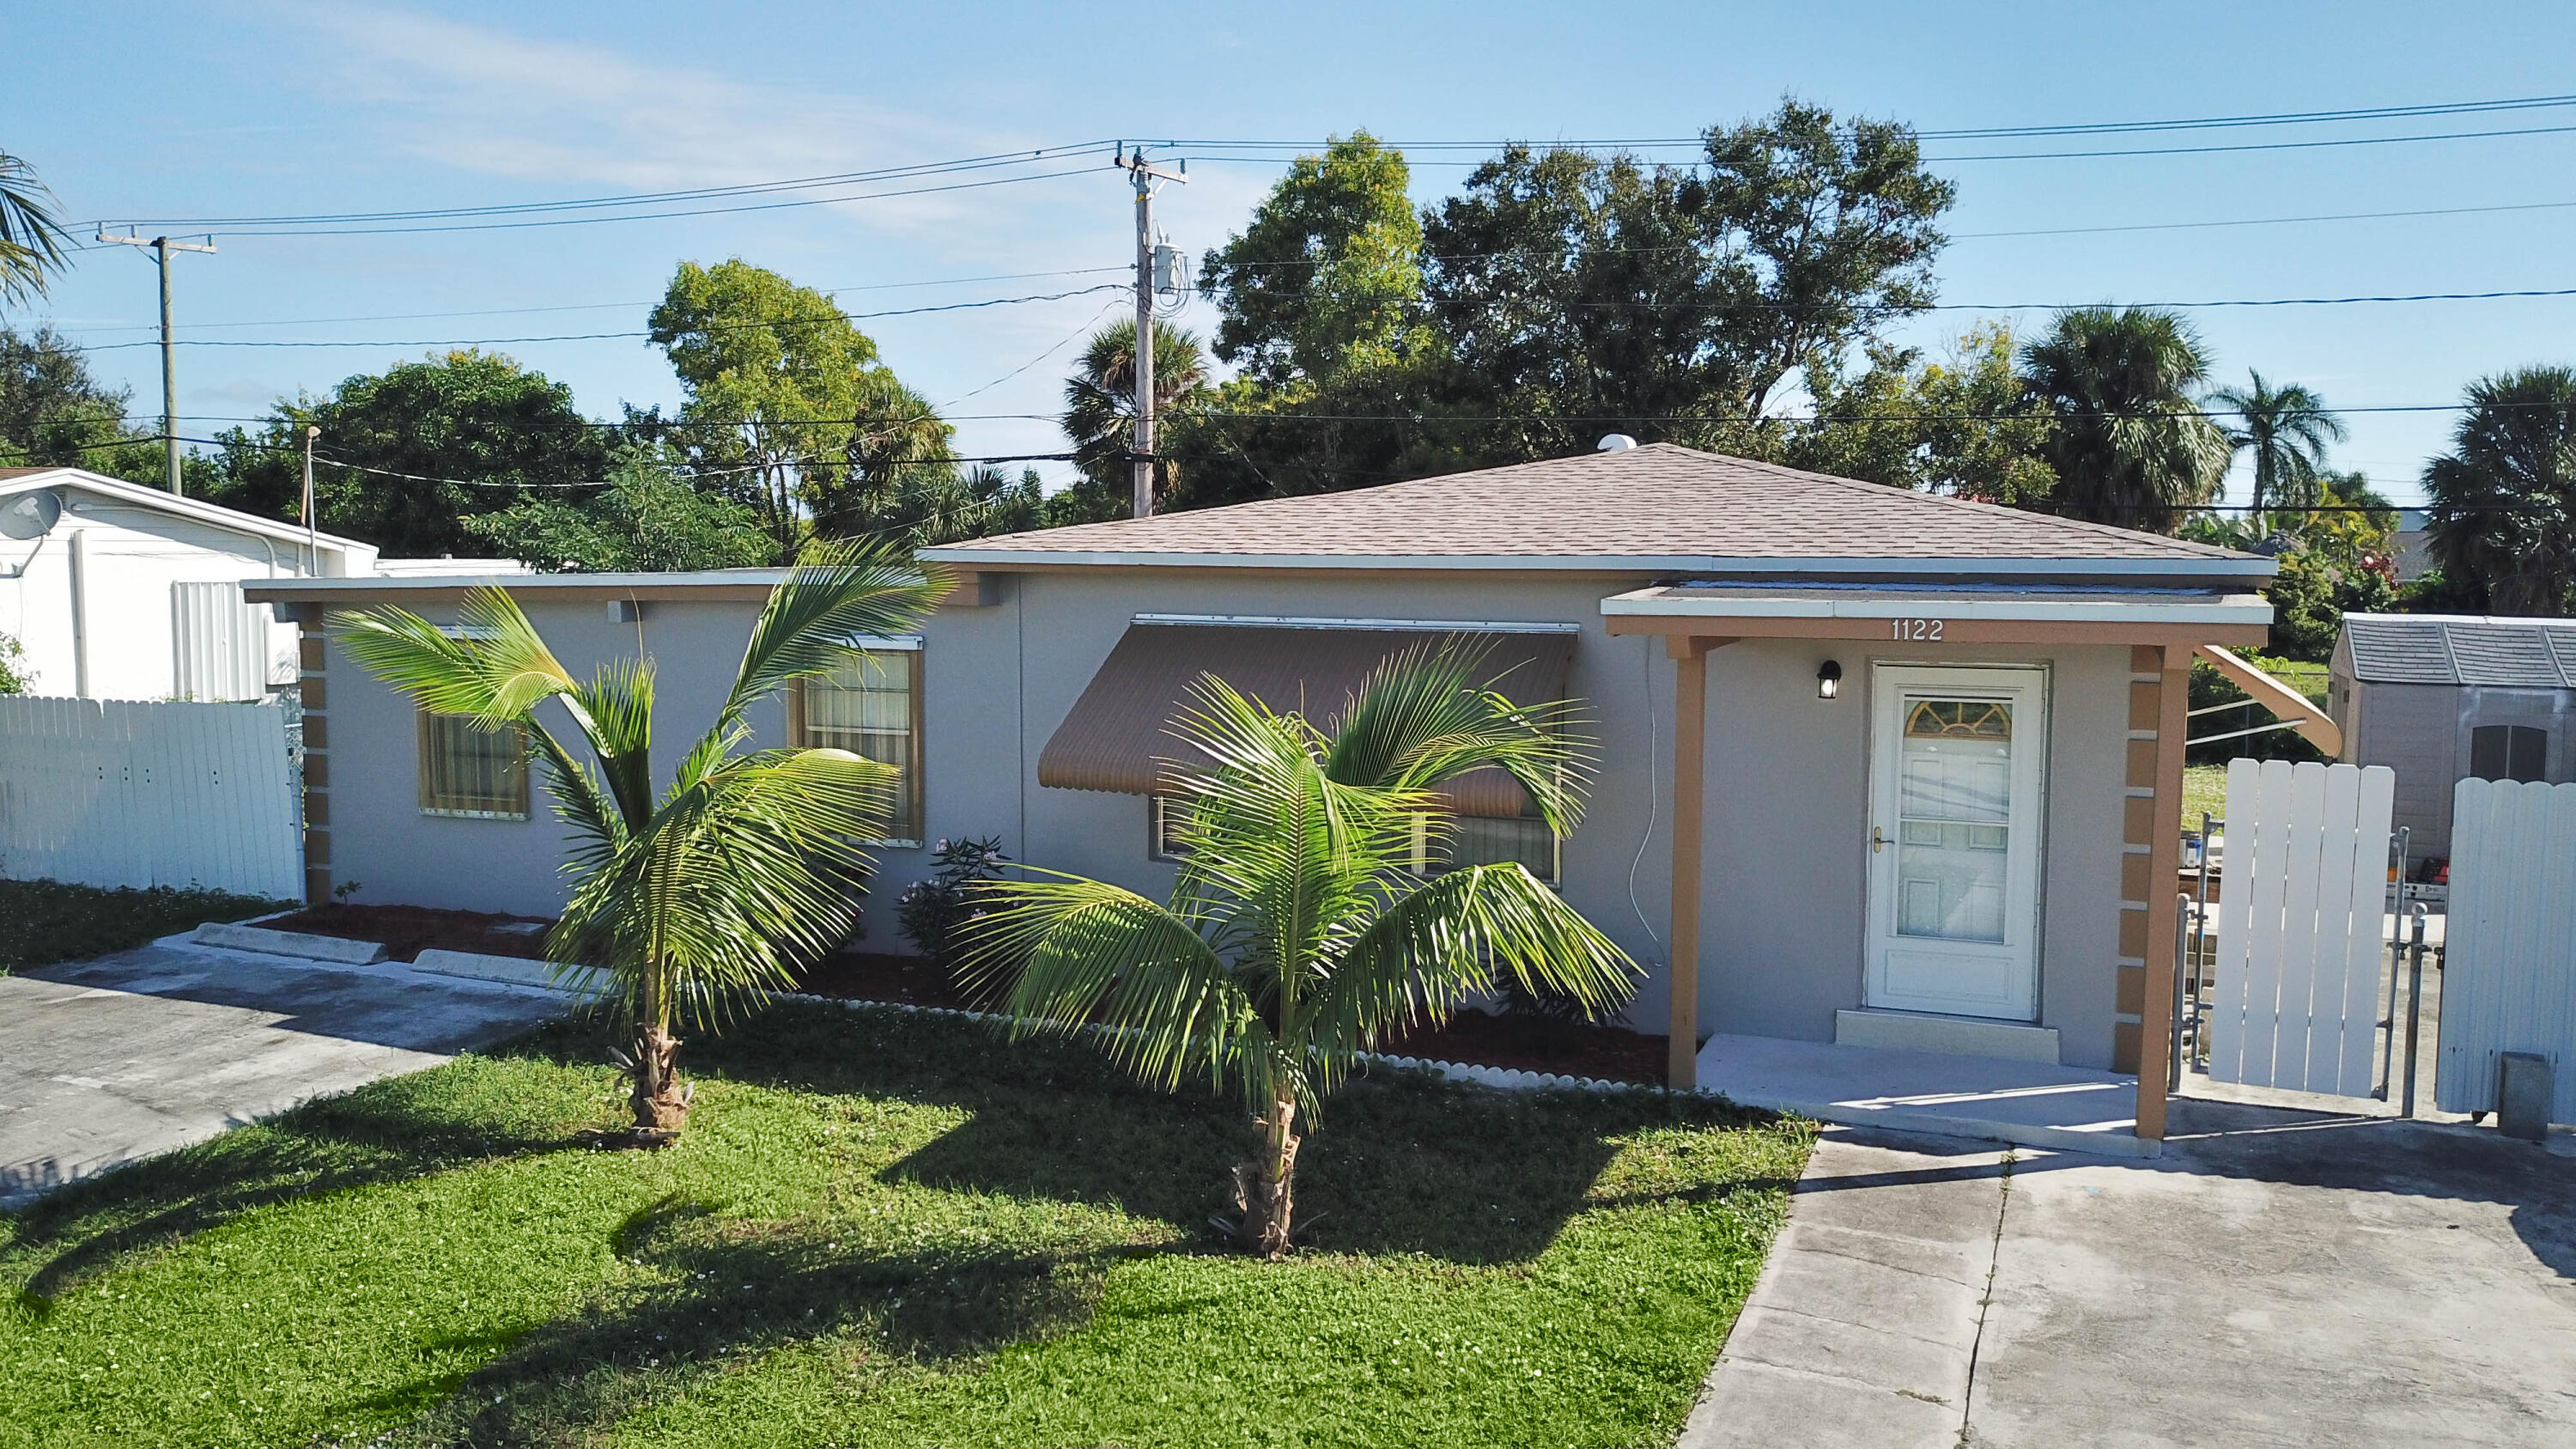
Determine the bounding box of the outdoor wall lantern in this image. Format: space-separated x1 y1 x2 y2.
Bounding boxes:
1816 660 1843 700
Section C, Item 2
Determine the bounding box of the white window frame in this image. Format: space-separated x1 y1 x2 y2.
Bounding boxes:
793 636 926 849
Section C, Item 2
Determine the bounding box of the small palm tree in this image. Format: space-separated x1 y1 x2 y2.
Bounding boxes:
963 642 1637 1257
0 150 74 306
2020 307 2231 533
1062 319 1209 508
337 542 944 1140
2211 369 2345 519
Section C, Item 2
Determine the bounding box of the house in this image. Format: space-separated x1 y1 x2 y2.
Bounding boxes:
2329 611 2576 860
0 466 526 702
245 443 2283 1140
2391 508 2433 585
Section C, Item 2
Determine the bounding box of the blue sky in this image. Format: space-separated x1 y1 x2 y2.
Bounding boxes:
15 0 2576 506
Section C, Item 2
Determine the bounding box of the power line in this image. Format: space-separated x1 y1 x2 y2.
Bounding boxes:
68 266 1133 336
59 280 2576 358
71 284 1131 352
1156 94 2576 149
82 145 1117 229
1953 198 2576 240
186 166 1103 239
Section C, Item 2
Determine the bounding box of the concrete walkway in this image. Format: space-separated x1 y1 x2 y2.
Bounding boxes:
1683 1101 2576 1448
0 942 568 1207
1697 1032 2153 1157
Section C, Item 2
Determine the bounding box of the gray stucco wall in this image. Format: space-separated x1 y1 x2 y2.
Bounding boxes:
315 571 2138 1068
322 598 793 920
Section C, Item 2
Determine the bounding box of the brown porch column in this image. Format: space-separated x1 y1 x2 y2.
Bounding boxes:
1668 636 1714 1089
2135 642 2193 1140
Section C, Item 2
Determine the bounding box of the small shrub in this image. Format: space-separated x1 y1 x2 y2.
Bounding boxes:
896 836 1008 966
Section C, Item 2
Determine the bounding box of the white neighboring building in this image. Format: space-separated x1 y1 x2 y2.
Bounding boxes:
0 466 526 702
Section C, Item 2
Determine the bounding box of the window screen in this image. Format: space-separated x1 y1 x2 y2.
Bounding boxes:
799 648 923 843
416 710 530 818
2470 724 2549 783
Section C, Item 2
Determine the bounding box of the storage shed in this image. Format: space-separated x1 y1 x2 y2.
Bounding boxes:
2329 612 2576 858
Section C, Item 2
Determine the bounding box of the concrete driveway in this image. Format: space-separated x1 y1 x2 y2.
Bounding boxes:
0 943 569 1208
1686 1100 2576 1448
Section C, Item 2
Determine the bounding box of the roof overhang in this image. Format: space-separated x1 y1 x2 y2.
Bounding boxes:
3 466 375 558
920 546 2278 581
245 570 793 607
1601 581 2272 647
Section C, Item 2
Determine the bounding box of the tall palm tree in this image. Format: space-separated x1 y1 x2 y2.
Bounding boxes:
2210 369 2345 517
0 150 73 306
337 542 945 1140
2423 367 2576 615
963 642 1637 1257
1062 319 1208 508
2019 307 2230 533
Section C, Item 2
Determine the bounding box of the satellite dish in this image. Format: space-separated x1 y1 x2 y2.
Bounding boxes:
0 489 62 540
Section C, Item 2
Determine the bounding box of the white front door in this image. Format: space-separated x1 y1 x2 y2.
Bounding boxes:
1865 665 2048 1021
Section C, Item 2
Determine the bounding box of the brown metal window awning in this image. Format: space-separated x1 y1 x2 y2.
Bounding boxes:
1037 621 1577 819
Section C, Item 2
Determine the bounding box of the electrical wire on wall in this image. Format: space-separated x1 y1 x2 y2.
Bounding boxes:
1626 634 1665 964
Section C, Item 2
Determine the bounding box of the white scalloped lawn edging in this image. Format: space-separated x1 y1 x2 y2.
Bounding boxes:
775 990 1666 1097
191 921 386 965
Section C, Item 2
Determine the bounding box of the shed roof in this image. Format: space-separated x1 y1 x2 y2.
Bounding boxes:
2342 612 2576 686
924 444 2270 580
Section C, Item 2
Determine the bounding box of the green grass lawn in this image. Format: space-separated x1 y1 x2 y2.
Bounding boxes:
0 880 287 975
2183 764 2229 832
0 1001 1812 1448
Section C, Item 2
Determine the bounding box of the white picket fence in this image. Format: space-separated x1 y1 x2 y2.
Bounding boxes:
2439 778 2576 1124
0 696 301 899
2205 759 2397 1097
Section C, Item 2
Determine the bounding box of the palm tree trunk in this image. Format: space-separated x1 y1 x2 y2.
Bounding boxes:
629 965 690 1136
1237 1092 1300 1258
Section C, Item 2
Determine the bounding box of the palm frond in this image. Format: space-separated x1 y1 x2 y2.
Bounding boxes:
1321 638 1594 833
959 870 1271 1104
568 656 658 829
553 746 892 1030
722 538 945 721
1309 862 1639 1097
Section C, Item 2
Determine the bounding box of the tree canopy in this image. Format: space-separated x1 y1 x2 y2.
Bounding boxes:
648 259 913 560
2017 307 2230 533
2422 367 2576 615
201 350 614 557
0 326 166 480
463 449 773 573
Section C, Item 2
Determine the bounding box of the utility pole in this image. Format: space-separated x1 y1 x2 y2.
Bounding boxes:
1119 148 1185 519
301 424 321 574
95 230 217 496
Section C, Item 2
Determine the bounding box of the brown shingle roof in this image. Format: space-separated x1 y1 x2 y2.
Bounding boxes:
924 444 2259 575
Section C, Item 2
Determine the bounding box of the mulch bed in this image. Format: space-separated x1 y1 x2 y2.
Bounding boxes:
1381 1012 1668 1086
264 904 554 964
262 904 1671 1085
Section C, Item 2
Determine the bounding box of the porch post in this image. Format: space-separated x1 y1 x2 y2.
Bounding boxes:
2136 642 2193 1140
1668 636 1712 1090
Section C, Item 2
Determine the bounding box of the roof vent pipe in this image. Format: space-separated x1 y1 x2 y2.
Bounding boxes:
1596 433 1638 452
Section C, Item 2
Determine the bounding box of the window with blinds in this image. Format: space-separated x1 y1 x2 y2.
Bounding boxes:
416 710 530 819
798 648 923 844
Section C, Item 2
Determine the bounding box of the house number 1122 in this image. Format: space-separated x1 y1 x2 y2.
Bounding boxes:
1891 618 1945 640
